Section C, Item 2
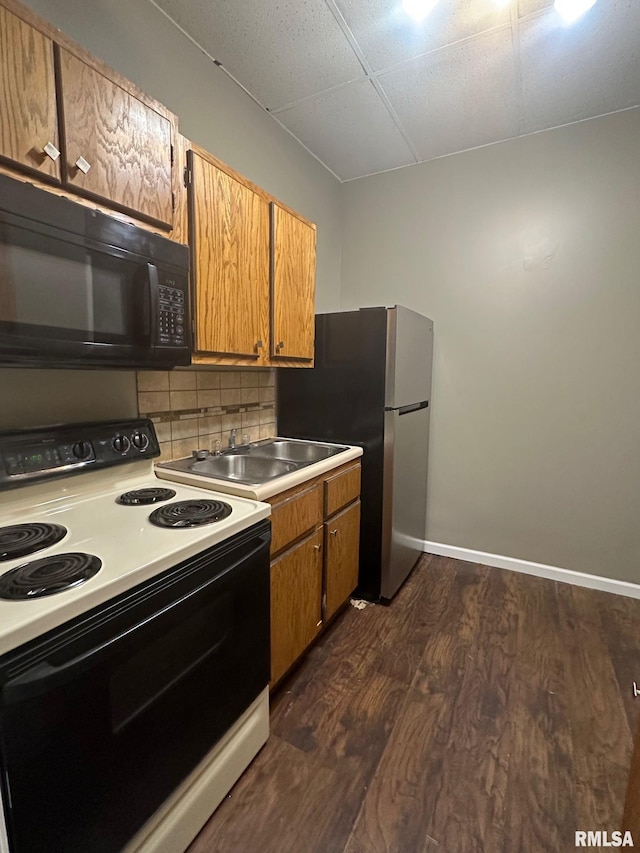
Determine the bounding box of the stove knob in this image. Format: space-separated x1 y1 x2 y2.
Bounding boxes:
72 441 92 460
131 431 149 451
112 434 130 453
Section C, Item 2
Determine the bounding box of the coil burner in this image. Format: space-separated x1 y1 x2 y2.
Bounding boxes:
149 499 233 529
0 552 102 600
0 523 68 562
117 488 177 506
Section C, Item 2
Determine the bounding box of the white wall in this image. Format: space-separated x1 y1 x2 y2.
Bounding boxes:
341 108 640 583
0 369 138 429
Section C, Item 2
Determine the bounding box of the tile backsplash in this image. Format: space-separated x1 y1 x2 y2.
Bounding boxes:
137 368 276 461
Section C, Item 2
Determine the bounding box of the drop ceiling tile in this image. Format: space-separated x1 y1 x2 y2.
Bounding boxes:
378 28 519 162
152 0 365 109
520 1 640 133
337 0 511 72
274 79 416 180
518 0 553 18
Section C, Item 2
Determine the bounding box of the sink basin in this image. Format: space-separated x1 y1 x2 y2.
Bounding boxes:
157 437 352 487
251 439 348 464
190 454 297 484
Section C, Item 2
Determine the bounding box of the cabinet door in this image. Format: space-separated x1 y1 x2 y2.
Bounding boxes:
57 48 173 227
270 527 323 685
325 500 361 622
0 7 60 181
190 151 270 358
270 203 316 361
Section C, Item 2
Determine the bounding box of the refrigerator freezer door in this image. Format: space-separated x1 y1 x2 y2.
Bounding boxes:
381 404 430 600
385 306 434 410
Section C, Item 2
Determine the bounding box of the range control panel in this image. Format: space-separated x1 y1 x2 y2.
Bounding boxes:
0 419 160 489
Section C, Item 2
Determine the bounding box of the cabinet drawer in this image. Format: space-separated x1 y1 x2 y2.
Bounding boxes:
324 463 361 518
270 482 322 555
270 527 323 685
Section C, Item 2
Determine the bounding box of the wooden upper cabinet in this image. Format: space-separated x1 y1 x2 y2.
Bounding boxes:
0 6 60 181
189 149 270 359
56 48 173 227
271 203 316 361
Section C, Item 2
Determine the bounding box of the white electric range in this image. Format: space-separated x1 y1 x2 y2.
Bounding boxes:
0 418 271 853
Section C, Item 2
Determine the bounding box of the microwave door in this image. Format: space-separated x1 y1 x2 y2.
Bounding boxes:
0 174 191 369
0 226 186 368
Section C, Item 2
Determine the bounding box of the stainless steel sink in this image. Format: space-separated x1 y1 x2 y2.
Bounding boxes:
189 454 297 484
157 437 351 486
250 439 347 464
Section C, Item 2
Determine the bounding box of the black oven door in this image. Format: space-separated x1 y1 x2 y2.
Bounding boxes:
0 520 270 853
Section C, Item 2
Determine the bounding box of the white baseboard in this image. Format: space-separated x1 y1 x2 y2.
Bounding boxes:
421 540 640 600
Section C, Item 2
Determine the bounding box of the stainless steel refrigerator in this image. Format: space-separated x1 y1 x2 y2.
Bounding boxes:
277 306 434 602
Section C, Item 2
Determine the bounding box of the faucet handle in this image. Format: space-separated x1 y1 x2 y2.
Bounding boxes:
213 439 222 456
242 433 251 447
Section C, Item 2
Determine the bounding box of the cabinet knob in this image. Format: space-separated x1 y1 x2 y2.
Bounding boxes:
75 156 91 174
255 340 263 350
43 141 60 161
276 340 284 351
314 544 321 551
330 529 338 536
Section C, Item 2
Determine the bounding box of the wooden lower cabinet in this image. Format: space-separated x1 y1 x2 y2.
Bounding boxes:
270 527 323 685
268 460 362 687
324 500 361 622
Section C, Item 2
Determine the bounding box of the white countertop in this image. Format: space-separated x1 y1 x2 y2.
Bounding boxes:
155 443 363 501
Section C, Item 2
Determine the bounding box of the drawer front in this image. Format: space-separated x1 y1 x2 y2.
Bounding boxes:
324 463 361 518
270 527 323 685
270 482 322 555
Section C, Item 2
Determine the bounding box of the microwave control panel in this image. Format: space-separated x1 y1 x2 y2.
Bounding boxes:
157 280 186 347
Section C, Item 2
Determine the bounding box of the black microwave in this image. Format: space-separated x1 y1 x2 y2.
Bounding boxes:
0 174 191 369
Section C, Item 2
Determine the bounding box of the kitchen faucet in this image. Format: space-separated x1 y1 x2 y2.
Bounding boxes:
229 429 237 449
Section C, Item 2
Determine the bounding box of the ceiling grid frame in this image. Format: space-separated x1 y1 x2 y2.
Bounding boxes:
150 0 640 182
321 0 422 163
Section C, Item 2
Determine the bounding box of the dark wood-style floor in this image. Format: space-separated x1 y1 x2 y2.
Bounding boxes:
188 555 640 853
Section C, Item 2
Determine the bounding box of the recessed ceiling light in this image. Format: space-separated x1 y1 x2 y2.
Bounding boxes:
554 0 597 24
401 0 440 22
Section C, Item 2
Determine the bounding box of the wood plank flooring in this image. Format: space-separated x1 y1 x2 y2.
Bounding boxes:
187 555 640 853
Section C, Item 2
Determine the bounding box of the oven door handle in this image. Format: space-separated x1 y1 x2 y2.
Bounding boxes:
1 530 270 705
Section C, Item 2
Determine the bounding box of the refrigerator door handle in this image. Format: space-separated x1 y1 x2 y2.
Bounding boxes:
385 401 429 415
